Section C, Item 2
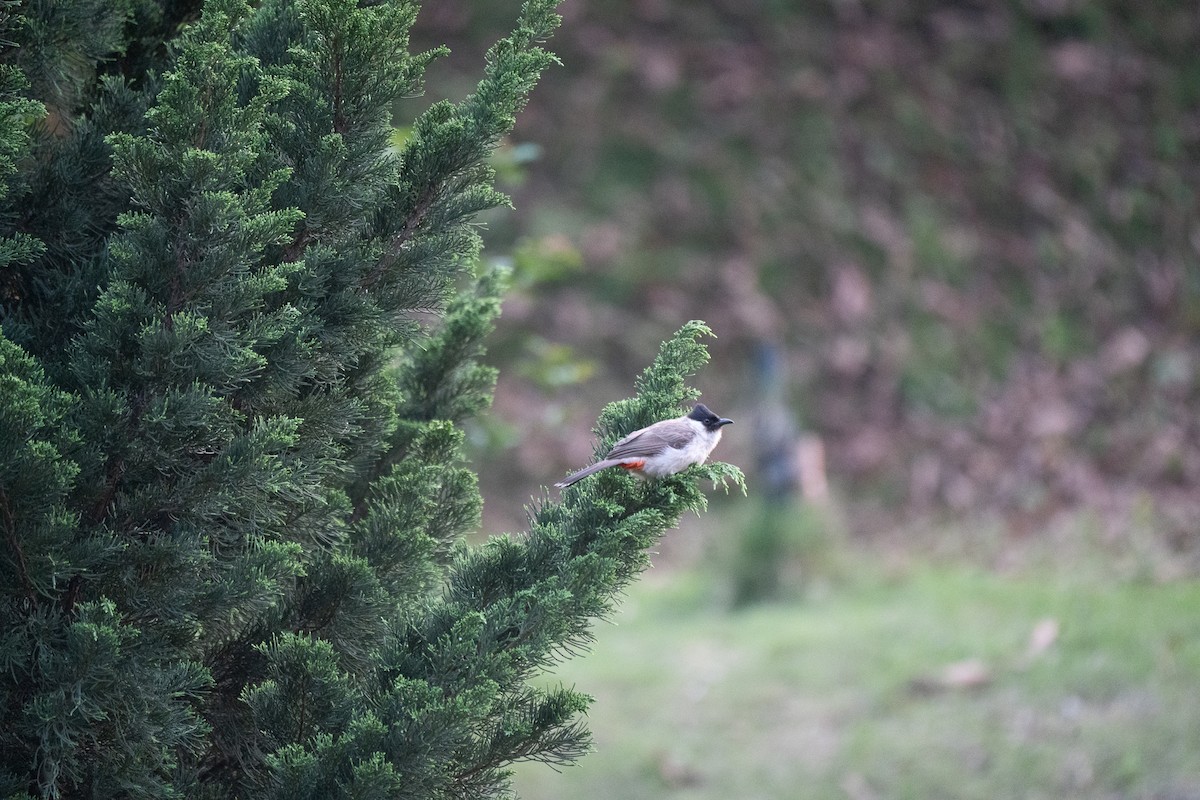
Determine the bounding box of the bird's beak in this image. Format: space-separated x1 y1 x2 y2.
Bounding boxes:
718 418 734 427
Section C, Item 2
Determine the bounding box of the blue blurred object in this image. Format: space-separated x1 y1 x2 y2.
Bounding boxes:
752 340 800 501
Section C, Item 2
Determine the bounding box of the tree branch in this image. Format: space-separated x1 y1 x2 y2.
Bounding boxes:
331 34 347 136
361 184 439 291
0 488 37 605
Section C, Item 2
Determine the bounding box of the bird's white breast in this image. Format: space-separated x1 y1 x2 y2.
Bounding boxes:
639 421 722 478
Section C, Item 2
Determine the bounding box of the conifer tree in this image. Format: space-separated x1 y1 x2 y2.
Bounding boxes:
0 1 742 797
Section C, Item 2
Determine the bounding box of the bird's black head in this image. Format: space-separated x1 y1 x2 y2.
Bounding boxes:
688 403 734 431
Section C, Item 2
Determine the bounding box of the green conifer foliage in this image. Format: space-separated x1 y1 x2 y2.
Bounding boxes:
0 1 742 797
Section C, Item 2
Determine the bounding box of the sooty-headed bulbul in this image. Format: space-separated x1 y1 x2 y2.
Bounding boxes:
555 403 733 488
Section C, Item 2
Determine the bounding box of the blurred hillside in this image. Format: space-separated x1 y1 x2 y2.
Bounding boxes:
410 1 1200 547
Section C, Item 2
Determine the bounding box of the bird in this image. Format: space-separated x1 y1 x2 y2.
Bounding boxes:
555 403 733 488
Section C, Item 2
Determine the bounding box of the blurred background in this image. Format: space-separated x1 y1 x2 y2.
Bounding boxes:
409 1 1200 797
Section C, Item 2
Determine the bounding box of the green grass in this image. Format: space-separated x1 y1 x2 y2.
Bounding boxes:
512 553 1200 799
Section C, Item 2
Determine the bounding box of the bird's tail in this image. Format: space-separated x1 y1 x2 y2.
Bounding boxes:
554 459 623 488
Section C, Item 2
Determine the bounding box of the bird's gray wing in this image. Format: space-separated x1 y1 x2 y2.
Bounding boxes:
605 420 693 460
